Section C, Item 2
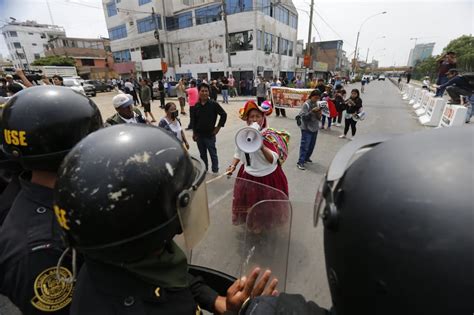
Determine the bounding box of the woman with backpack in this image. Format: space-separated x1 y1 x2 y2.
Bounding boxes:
158 102 190 150
226 100 290 231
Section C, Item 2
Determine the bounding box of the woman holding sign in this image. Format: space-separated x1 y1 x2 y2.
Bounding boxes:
226 100 290 231
339 89 363 140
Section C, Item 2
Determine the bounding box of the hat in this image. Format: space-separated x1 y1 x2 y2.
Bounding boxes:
112 93 133 109
5 74 13 79
447 68 459 74
239 100 273 120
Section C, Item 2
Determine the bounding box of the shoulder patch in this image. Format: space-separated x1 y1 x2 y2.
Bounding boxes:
31 266 74 312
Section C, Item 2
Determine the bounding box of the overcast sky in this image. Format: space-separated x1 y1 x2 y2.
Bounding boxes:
0 0 472 67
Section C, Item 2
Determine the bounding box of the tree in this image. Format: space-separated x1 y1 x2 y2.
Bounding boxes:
443 35 474 72
413 56 437 81
31 56 76 67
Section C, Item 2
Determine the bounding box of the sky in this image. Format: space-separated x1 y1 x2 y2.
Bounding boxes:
0 0 472 67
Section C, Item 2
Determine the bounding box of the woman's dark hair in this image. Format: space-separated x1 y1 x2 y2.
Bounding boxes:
309 89 321 98
340 89 347 95
351 89 360 98
198 82 210 91
190 80 197 87
164 102 176 112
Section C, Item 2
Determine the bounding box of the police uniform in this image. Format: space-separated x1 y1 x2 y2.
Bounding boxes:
0 173 21 226
0 172 77 314
71 259 218 315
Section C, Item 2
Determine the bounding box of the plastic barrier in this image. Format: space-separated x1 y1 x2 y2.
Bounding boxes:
413 91 432 109
409 88 421 105
418 98 446 126
400 82 407 94
415 95 435 116
402 85 415 101
438 105 468 127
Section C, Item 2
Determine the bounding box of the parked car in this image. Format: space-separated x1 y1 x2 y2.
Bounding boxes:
63 78 86 96
378 74 386 81
85 80 113 92
82 83 96 97
153 81 178 98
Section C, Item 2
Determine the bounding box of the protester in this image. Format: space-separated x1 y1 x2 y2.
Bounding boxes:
176 78 187 115
0 78 7 97
435 69 473 104
5 75 23 96
210 80 219 101
186 80 199 130
192 83 227 173
333 88 347 126
296 90 322 170
316 79 326 94
309 77 318 89
140 78 156 122
435 51 457 97
124 79 138 105
271 78 286 118
221 76 229 104
406 67 413 83
105 93 147 126
226 100 289 229
339 88 363 140
422 76 431 91
360 76 367 93
158 78 166 108
256 77 268 106
52 75 64 86
228 74 238 97
398 75 402 87
158 102 190 149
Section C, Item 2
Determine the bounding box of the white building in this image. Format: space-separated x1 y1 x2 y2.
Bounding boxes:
102 0 298 82
1 20 65 69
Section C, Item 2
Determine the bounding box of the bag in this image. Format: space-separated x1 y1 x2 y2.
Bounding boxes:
262 128 291 165
295 114 302 126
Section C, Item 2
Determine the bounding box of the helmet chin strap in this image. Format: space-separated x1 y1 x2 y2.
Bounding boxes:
56 247 77 284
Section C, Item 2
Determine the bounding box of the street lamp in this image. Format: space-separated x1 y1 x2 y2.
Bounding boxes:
366 35 386 63
352 11 387 74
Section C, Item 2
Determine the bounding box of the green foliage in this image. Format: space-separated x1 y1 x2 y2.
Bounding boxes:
31 56 76 66
413 35 474 80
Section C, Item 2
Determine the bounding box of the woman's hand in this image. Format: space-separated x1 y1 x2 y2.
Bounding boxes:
184 141 190 150
226 164 236 175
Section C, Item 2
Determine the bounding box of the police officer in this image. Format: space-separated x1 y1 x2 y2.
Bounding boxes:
53 124 277 314
231 127 473 315
0 86 103 314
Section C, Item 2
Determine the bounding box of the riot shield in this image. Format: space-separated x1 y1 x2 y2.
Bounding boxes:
189 174 294 293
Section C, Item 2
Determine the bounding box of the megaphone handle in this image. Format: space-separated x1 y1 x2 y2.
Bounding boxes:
245 153 251 166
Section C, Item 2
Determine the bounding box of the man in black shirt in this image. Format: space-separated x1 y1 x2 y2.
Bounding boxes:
192 83 227 174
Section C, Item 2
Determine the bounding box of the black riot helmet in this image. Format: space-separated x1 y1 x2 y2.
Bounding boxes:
54 124 209 263
314 127 473 315
1 86 103 171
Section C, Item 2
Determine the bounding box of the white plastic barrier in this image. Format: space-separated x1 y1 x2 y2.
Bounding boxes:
418 98 446 126
415 95 435 116
413 91 432 109
438 105 468 127
400 82 407 94
409 88 421 105
402 85 415 100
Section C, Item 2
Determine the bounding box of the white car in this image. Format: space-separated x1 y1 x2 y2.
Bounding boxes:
63 78 86 95
378 74 386 81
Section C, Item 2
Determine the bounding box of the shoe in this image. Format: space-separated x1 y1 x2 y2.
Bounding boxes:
151 120 157 123
339 135 346 139
181 112 186 115
296 163 306 170
305 159 313 163
321 126 325 130
276 114 280 117
282 115 287 118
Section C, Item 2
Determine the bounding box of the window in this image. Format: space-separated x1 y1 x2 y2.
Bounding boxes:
258 0 271 16
113 49 131 63
264 32 272 52
81 59 95 66
288 40 293 56
34 53 41 60
138 0 151 5
256 30 263 50
141 44 165 60
32 43 37 46
274 5 289 25
13 42 22 49
108 24 127 40
166 12 192 31
195 4 221 25
137 15 161 33
289 13 297 29
9 31 18 37
226 0 252 15
43 44 49 50
228 30 253 52
106 2 117 17
17 52 25 59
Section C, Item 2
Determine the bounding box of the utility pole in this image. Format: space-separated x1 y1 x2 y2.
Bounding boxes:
365 47 369 63
221 0 232 70
152 7 164 62
306 0 314 56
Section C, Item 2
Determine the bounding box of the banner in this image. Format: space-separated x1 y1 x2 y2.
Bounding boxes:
271 87 314 109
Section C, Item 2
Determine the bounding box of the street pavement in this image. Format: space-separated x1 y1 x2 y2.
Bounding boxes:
0 81 427 313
